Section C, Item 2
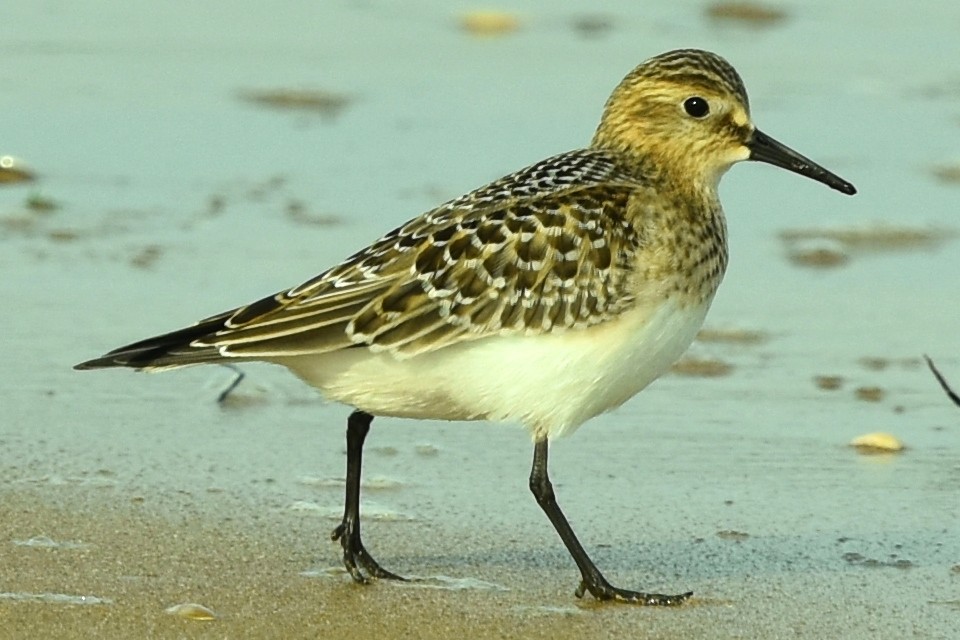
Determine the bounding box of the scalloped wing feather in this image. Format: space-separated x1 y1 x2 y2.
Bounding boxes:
213 183 642 359
79 149 649 369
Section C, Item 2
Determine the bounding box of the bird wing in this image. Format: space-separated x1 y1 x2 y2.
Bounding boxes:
76 150 647 369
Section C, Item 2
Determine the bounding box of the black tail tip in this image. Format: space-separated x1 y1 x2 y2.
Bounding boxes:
74 358 109 371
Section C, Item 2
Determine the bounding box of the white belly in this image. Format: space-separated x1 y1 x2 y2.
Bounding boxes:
280 295 712 440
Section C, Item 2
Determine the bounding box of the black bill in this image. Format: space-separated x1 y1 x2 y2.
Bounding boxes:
748 129 856 196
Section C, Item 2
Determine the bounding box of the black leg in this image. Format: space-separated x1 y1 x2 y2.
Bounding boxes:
330 410 405 583
216 364 245 404
528 439 691 605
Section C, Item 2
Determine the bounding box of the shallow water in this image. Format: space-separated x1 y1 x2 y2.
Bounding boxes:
2 2 959 638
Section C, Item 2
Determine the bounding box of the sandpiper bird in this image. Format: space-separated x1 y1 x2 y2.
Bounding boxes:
76 49 855 605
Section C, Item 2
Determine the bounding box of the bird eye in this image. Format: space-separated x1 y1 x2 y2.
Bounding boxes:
683 97 710 118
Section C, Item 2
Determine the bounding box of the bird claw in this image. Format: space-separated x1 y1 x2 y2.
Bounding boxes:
575 578 692 606
331 522 406 583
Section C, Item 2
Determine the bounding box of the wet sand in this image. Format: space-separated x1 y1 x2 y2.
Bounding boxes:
3 359 958 639
3 412 958 640
3 1 960 638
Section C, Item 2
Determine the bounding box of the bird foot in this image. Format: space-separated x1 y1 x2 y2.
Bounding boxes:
575 578 692 606
331 522 406 583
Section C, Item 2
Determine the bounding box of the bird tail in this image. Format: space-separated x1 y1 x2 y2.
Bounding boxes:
74 310 234 372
